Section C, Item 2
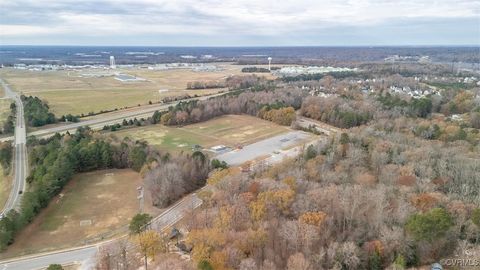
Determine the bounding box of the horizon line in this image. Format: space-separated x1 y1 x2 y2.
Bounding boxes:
1 44 479 48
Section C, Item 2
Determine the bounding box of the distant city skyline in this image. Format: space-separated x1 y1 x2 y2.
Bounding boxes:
1 0 479 46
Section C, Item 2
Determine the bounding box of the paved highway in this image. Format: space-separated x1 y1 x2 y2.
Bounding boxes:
0 193 202 270
0 92 224 142
0 79 27 216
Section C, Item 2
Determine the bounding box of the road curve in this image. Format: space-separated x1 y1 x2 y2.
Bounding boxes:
0 193 202 270
0 79 27 216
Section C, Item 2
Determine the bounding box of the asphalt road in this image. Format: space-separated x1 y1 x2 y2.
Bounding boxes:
0 92 224 142
0 193 202 270
0 79 27 216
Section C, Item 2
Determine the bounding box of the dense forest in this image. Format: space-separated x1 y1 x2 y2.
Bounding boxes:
148 88 304 127
183 126 480 269
300 96 374 128
21 95 56 127
0 102 16 135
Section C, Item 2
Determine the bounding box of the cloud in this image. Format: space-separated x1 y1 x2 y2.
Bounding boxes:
0 0 478 45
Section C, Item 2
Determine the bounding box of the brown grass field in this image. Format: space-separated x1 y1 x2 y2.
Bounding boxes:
0 166 12 211
0 169 161 258
0 63 276 116
112 114 290 152
0 99 12 127
0 82 12 127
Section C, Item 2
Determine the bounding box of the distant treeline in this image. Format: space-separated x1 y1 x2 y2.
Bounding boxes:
282 71 358 82
186 81 225 90
241 67 271 73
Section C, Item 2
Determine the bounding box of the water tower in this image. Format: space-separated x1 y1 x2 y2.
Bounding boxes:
267 57 272 71
110 56 116 69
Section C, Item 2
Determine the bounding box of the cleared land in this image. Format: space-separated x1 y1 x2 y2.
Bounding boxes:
112 114 290 152
0 63 275 116
1 169 160 258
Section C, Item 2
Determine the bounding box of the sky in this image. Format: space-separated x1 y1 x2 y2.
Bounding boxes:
0 0 479 46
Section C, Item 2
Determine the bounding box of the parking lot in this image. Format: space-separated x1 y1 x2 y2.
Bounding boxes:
216 131 312 165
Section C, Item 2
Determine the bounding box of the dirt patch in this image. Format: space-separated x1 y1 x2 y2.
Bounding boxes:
0 169 161 259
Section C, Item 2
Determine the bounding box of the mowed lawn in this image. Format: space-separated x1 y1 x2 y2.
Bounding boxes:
0 63 275 116
1 169 160 258
112 115 291 152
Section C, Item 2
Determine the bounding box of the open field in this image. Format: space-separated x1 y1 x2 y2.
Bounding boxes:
1 169 160 258
31 88 220 117
0 63 275 116
112 114 290 152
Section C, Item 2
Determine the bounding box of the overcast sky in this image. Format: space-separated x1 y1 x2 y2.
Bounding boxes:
0 0 479 46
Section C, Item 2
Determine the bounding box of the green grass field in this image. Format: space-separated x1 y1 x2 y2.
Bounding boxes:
1 169 160 258
112 114 290 152
0 63 276 116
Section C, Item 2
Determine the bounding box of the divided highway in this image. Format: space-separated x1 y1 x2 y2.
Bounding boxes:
0 79 27 216
0 92 224 142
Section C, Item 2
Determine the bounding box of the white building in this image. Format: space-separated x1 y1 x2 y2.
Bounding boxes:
110 56 116 69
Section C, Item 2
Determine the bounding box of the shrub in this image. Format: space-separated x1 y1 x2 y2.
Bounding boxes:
47 264 63 270
129 213 153 234
471 208 480 227
405 208 454 242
